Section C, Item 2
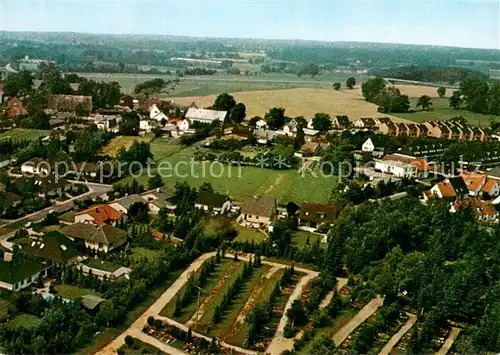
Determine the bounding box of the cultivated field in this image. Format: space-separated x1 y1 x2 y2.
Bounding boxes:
101 134 155 157
0 128 51 142
164 87 412 123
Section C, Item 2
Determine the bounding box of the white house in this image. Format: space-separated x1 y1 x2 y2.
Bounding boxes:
354 118 376 129
374 159 418 178
177 119 191 131
185 108 227 124
150 104 168 122
95 115 120 133
139 118 158 133
256 119 268 129
21 158 50 176
362 138 376 152
0 252 49 292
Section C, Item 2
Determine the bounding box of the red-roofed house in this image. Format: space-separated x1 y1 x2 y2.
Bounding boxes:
74 205 122 225
451 198 499 223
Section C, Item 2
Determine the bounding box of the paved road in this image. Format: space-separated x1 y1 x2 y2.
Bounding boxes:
266 268 319 355
97 252 215 354
133 331 186 355
379 313 417 355
436 327 461 355
332 295 384 347
319 277 348 309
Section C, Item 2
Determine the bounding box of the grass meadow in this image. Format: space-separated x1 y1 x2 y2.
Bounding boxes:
0 128 51 142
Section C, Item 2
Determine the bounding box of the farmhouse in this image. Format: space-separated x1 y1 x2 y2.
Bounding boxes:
74 205 122 225
185 108 227 124
374 159 418 178
0 252 49 291
48 95 92 112
239 195 277 229
194 191 232 214
60 223 128 254
299 202 337 229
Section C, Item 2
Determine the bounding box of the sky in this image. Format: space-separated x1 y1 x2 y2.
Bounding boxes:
1 0 499 49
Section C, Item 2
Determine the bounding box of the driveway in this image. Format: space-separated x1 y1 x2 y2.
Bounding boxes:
379 313 417 355
332 295 384 346
436 327 461 355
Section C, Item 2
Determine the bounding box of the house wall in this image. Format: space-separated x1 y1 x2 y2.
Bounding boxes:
0 280 13 291
108 202 128 215
75 214 95 224
85 240 109 253
242 213 270 227
362 139 375 152
374 161 417 178
12 269 47 292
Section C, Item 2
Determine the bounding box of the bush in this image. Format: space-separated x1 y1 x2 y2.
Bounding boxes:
147 316 155 326
284 324 295 338
125 335 135 348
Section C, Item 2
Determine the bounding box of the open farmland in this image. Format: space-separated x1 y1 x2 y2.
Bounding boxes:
101 134 154 157
164 87 413 123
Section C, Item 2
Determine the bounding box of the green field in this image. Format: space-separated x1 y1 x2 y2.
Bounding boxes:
233 224 267 243
396 98 499 126
131 140 337 204
292 230 325 248
0 128 51 142
5 313 40 330
53 284 101 300
77 72 370 96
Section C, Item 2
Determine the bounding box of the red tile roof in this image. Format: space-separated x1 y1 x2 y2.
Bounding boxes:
76 205 122 225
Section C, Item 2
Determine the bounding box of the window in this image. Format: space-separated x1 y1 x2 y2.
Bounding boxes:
248 215 253 218
256 216 259 220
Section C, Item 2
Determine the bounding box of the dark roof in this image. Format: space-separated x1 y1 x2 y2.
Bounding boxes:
449 176 469 196
80 294 105 310
20 231 78 264
299 202 337 224
48 95 92 112
0 257 46 285
488 167 500 179
115 194 146 210
195 191 228 208
241 196 276 218
60 223 127 249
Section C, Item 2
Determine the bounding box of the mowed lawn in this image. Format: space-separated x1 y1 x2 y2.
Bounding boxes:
292 230 326 248
163 88 412 123
394 97 499 126
0 128 51 142
130 143 337 204
84 258 123 272
233 224 267 244
101 134 155 157
53 284 101 300
5 313 40 330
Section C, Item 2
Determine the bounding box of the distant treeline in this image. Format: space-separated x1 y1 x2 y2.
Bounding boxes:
373 66 489 84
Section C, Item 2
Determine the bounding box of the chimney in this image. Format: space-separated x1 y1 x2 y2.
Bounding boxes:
4 252 13 262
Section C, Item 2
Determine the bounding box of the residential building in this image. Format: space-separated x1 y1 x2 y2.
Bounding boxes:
141 187 177 214
298 202 337 229
424 177 469 201
332 115 350 129
60 223 128 254
362 137 385 153
108 194 146 214
255 119 267 130
481 178 500 198
94 114 120 132
185 108 227 124
4 97 28 118
139 118 158 133
383 154 429 178
34 176 72 198
353 117 376 129
149 104 168 122
451 198 499 223
177 119 191 131
374 159 418 178
299 142 329 157
239 195 277 229
303 128 320 142
20 231 79 266
0 252 48 291
74 205 122 225
194 191 232 214
21 158 50 176
460 172 487 196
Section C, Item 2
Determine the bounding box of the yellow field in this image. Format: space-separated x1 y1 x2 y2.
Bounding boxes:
164 88 413 123
101 135 154 157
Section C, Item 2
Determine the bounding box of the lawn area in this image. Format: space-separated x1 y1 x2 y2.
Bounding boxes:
130 247 164 263
125 143 337 204
118 338 165 355
199 264 271 339
394 98 499 126
53 284 101 300
0 128 51 142
233 224 267 244
78 267 184 354
159 258 237 323
5 313 40 330
101 134 155 157
84 258 124 273
292 231 325 248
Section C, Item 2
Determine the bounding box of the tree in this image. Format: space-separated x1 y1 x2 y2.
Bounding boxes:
125 335 135 348
460 78 489 113
346 77 356 89
119 112 140 136
229 102 246 124
333 82 341 90
287 300 307 326
294 125 305 149
312 113 332 132
4 70 34 97
488 83 500 115
265 107 286 130
75 103 90 118
31 111 51 129
248 116 260 128
361 77 386 103
213 93 236 112
417 95 433 111
449 91 462 109
148 173 164 190
437 86 446 98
